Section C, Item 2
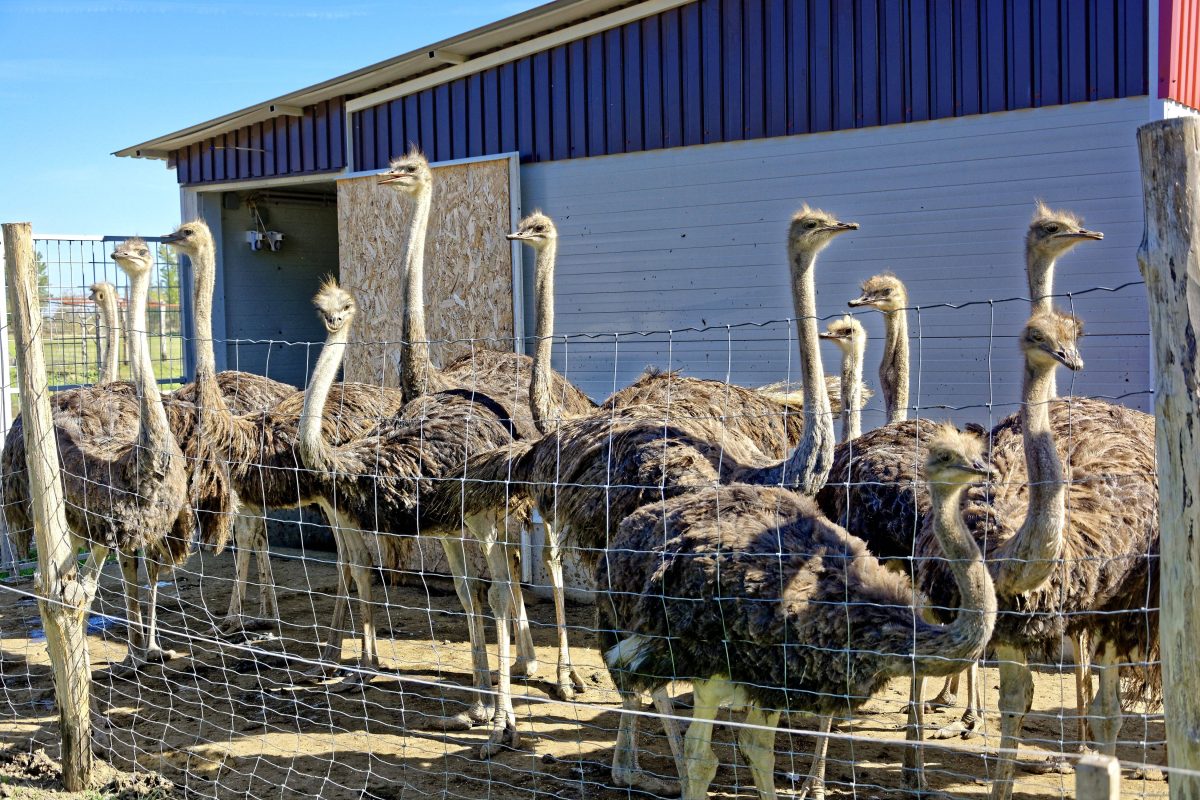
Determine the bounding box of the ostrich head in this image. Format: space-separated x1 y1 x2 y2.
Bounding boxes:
1026 201 1103 259
159 219 212 256
925 423 995 485
377 148 432 196
819 314 866 353
506 211 556 249
849 273 907 312
1022 309 1084 372
312 278 357 335
88 281 116 305
110 237 154 276
788 205 858 257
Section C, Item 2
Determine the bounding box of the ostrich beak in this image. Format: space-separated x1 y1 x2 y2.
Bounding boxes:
159 230 184 245
967 459 995 478
826 221 859 233
505 232 523 241
377 172 406 185
1051 346 1084 371
847 295 871 307
1070 228 1104 241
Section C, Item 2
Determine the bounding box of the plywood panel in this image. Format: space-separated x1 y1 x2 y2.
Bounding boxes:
337 156 515 387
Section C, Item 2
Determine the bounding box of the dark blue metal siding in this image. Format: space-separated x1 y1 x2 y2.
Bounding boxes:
174 0 1149 183
174 97 345 184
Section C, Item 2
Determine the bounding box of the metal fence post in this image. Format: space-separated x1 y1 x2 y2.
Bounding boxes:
1137 116 1200 800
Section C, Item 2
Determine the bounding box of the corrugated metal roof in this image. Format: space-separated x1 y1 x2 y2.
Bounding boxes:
114 0 639 159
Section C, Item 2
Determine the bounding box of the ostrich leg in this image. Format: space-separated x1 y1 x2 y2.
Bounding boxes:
471 510 520 757
1088 641 1124 758
738 704 782 800
797 715 832 800
437 533 492 728
118 552 145 658
991 644 1034 800
681 679 727 800
543 519 584 700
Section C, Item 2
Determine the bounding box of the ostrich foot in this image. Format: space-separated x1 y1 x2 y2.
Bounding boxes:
930 714 982 740
611 769 681 797
548 665 587 701
491 658 540 684
328 666 374 694
419 710 477 732
924 692 957 714
478 711 520 758
1028 755 1074 775
793 773 824 800
218 615 277 636
297 661 343 684
141 645 179 664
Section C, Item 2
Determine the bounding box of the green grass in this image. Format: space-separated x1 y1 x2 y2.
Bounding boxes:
7 334 185 415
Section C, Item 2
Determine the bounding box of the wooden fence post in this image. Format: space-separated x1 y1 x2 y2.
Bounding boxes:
1137 117 1200 799
2 222 93 790
1076 754 1121 800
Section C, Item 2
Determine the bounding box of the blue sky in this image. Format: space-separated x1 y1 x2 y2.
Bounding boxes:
0 0 541 236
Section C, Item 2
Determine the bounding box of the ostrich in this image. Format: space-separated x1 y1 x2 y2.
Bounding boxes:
913 311 1158 799
296 278 547 734
157 221 299 633
89 281 122 385
597 422 998 800
462 206 853 776
915 204 1107 751
848 273 908 421
3 239 193 665
820 315 865 442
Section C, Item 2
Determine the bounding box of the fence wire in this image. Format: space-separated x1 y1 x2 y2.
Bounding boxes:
0 276 1167 800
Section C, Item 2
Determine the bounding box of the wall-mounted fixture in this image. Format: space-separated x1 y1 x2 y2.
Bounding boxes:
264 231 285 252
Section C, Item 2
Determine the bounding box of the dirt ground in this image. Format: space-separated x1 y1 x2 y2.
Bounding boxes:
0 549 1167 799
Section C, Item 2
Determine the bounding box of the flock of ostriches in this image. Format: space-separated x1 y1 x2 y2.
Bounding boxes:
2 151 1160 800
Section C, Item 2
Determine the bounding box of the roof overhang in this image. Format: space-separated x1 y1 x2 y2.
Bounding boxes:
115 0 652 160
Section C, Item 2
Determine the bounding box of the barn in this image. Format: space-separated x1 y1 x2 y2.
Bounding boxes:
118 0 1199 432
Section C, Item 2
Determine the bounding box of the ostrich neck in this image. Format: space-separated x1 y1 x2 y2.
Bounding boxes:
992 361 1065 595
189 238 230 436
1027 250 1058 397
97 294 121 385
881 308 910 423
901 481 997 668
298 324 350 474
839 341 863 442
749 248 835 492
400 187 443 400
125 270 173 451
530 240 558 434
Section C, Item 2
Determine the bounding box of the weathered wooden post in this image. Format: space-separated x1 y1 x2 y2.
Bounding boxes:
1075 754 1121 800
2 222 93 790
1137 117 1200 799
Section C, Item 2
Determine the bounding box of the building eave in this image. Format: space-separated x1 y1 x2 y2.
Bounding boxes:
114 0 638 160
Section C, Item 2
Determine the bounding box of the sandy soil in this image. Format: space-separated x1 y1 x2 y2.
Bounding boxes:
0 549 1167 799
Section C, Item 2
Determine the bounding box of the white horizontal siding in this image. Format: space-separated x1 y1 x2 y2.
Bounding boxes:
521 97 1155 424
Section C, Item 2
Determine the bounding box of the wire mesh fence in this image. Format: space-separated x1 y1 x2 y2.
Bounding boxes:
0 219 1170 800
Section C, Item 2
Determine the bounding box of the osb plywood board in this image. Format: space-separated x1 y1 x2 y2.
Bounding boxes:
337 157 515 387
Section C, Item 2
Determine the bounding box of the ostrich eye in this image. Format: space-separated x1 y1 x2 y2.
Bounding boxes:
534 225 545 232
804 220 818 229
1029 330 1045 341
1044 223 1060 234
